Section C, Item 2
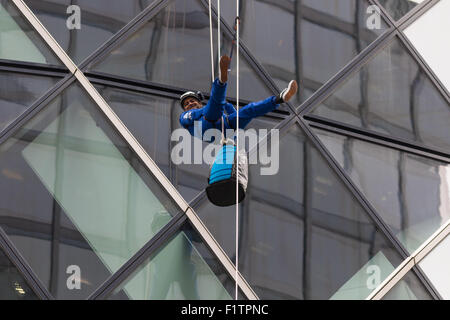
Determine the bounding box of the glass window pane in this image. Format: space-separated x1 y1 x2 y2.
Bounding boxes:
0 70 60 132
219 0 387 107
419 234 450 299
404 0 450 93
108 221 234 300
311 37 450 153
193 123 403 300
378 0 424 21
24 0 156 64
382 270 432 300
0 82 180 299
0 247 38 300
0 0 61 65
314 128 450 254
95 84 281 203
89 0 274 103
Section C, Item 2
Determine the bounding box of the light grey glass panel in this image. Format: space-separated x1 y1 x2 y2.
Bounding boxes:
382 270 432 300
24 0 156 64
0 0 61 65
90 0 274 103
420 234 450 299
0 82 180 298
405 0 450 93
108 221 234 300
312 37 450 153
219 0 387 107
193 123 403 300
314 128 450 254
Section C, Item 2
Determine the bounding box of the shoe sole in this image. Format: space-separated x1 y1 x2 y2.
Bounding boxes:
282 80 298 102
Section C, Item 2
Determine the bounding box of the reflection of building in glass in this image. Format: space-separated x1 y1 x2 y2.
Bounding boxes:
0 0 448 300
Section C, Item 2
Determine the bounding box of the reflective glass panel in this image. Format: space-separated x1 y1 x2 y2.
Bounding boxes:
382 269 432 300
193 122 403 299
0 70 59 132
90 0 274 103
0 247 37 300
420 234 450 299
0 82 180 298
0 0 61 65
24 0 156 64
314 128 450 253
109 221 234 300
219 0 387 107
312 37 450 153
405 0 450 92
378 0 424 21
95 84 281 203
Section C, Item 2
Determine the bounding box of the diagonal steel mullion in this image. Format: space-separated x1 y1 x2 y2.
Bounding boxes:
297 28 396 116
88 211 187 300
297 116 410 258
369 0 396 28
396 0 439 30
0 74 76 145
299 115 444 299
79 0 171 70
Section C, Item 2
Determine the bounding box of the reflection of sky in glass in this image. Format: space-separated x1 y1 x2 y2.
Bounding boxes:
405 0 450 92
438 166 450 224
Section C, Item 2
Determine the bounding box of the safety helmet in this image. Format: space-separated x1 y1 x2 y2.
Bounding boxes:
180 91 205 110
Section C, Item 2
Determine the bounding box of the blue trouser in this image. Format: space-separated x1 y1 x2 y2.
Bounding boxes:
202 79 279 131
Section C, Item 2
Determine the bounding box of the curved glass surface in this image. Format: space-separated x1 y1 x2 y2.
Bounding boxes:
24 0 156 64
109 221 234 300
0 70 60 133
193 122 403 300
0 0 61 65
90 0 274 103
218 0 388 107
378 0 424 21
314 128 450 254
0 82 180 298
312 37 450 153
382 269 432 300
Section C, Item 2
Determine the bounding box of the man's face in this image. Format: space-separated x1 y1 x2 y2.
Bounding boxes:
183 97 202 111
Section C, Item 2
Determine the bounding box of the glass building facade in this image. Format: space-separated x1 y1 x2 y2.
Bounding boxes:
0 0 449 300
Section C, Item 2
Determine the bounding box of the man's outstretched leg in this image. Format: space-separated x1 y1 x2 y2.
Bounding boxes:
228 80 298 129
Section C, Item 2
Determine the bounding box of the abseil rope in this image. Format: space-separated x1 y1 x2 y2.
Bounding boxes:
207 0 241 301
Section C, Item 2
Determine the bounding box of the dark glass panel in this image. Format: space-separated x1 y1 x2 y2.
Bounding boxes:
108 221 235 300
378 0 423 21
0 247 38 299
193 123 403 299
312 37 450 153
219 0 387 107
24 0 156 64
90 0 274 103
0 0 61 65
0 70 59 133
382 269 433 300
95 84 281 203
0 82 180 298
314 128 450 254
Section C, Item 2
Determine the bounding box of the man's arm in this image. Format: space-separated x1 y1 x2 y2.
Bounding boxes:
179 108 204 128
